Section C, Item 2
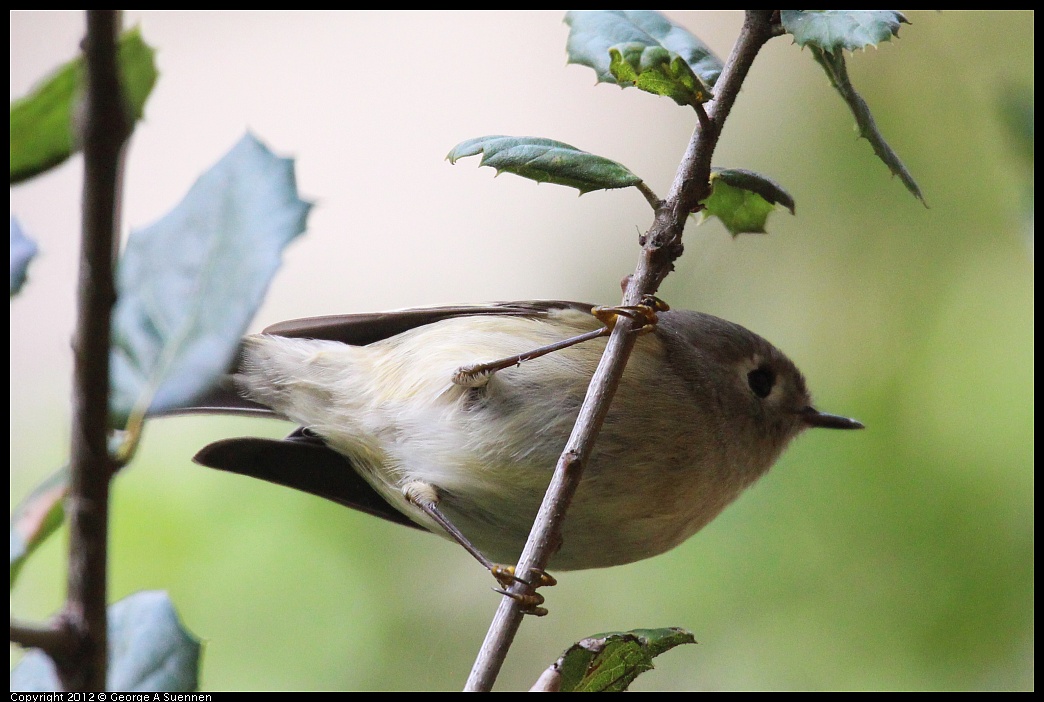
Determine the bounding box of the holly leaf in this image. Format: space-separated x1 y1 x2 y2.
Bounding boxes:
565 10 721 104
552 628 696 692
109 133 312 426
700 168 795 236
782 10 908 54
447 136 642 194
11 591 202 692
608 43 712 107
10 216 39 296
810 46 925 204
10 27 158 185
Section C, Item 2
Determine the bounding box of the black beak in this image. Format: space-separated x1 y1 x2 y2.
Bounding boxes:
800 406 864 430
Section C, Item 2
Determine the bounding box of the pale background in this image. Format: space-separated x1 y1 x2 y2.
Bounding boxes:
11 11 1034 691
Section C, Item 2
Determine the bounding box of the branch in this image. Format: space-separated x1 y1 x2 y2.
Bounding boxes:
10 619 76 659
57 10 129 691
464 10 777 691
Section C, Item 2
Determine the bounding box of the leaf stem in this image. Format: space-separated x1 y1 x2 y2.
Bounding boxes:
464 10 777 691
634 181 662 210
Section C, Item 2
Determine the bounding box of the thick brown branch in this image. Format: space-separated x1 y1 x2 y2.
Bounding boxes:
465 11 777 691
59 10 129 692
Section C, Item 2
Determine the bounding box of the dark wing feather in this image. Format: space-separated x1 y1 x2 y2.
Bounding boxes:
194 429 426 531
260 300 595 345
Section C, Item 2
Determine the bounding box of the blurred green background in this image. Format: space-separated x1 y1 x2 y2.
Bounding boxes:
10 11 1033 691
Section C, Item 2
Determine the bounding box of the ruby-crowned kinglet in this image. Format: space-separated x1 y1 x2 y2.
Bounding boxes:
194 300 861 571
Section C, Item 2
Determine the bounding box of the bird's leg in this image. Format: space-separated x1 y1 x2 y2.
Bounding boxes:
402 481 555 616
452 328 608 387
452 296 669 387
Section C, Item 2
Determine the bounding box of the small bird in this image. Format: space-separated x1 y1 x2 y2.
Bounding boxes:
193 300 862 575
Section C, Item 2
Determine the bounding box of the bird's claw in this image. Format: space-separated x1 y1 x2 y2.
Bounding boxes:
490 564 557 616
592 295 669 335
492 587 549 617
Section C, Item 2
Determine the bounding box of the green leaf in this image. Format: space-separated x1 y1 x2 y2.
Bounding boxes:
712 168 795 214
9 467 68 588
447 136 642 194
10 216 39 296
10 27 158 185
555 628 696 692
782 10 908 53
565 10 721 101
700 168 795 236
11 591 202 692
109 133 312 425
608 43 712 107
810 46 925 204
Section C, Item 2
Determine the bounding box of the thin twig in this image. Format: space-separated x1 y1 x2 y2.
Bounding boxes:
57 10 129 691
464 11 777 691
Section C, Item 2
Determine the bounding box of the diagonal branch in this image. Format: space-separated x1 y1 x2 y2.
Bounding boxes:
464 10 778 691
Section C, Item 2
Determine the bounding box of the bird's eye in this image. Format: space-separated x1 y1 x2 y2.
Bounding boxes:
747 365 775 399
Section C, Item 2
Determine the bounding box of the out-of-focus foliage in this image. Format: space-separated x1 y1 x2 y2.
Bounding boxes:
109 133 311 425
9 28 157 185
11 591 201 691
9 217 38 296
